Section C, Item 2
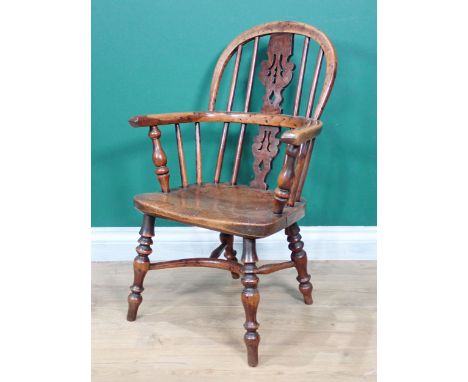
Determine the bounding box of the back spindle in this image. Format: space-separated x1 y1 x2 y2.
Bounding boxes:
195 122 202 185
205 26 334 197
295 138 316 201
293 37 310 117
231 37 259 185
292 48 324 202
214 44 243 183
305 48 324 118
174 123 188 188
286 37 311 203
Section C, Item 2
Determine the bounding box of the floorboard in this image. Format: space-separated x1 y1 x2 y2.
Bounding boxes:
92 261 376 381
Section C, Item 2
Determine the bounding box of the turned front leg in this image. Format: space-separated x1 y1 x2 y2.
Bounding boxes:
127 214 155 321
285 223 313 305
241 238 260 367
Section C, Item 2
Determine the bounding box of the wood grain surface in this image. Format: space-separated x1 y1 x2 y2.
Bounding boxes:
133 184 305 238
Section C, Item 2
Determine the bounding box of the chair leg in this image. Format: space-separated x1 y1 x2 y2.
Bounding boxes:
240 238 260 367
210 233 240 279
223 234 240 279
285 223 313 305
127 214 155 321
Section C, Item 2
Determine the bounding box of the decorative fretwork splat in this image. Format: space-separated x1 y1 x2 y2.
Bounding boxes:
250 33 295 189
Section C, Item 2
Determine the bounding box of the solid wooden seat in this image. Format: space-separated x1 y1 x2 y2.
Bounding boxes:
126 21 338 367
134 184 305 238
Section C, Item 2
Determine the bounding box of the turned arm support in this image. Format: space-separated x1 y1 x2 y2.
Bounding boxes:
129 111 319 130
148 126 170 192
273 144 300 214
272 121 324 214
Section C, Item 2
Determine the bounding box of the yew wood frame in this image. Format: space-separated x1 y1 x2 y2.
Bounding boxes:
126 21 337 367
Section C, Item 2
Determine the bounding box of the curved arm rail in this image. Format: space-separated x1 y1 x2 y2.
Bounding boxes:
129 111 319 130
280 120 323 145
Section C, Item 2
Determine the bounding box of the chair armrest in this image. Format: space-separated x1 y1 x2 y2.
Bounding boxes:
129 111 313 130
273 120 323 215
279 120 323 145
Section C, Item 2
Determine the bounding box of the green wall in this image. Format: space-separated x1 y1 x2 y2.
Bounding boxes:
92 0 376 227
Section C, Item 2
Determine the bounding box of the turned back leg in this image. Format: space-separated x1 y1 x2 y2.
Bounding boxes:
210 233 240 279
285 223 313 305
240 238 260 367
127 214 155 321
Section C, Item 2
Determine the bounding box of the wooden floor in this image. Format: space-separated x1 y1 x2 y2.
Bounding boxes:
92 261 376 381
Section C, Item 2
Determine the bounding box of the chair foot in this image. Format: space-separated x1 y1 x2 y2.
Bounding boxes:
127 292 142 322
241 238 260 367
286 223 313 305
127 214 155 321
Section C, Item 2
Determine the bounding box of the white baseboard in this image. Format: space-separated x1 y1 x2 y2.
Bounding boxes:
92 226 376 261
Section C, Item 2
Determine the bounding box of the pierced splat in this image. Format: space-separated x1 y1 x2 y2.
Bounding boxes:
127 21 339 368
250 33 295 190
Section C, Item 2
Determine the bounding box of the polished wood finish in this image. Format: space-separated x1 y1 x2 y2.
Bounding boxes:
148 126 170 193
286 223 313 304
293 37 310 116
149 258 242 275
292 49 324 200
240 238 260 367
288 139 310 205
195 122 202 185
129 111 316 129
208 21 337 114
231 37 259 185
250 33 295 190
227 45 243 111
147 257 293 277
295 138 316 201
306 48 324 118
175 123 188 188
214 45 243 183
273 144 300 214
258 33 294 114
222 233 240 279
127 21 338 367
279 121 322 144
127 214 155 321
134 184 305 238
210 234 227 259
209 233 239 279
255 261 294 274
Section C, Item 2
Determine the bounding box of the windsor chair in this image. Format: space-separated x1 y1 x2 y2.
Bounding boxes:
127 21 337 367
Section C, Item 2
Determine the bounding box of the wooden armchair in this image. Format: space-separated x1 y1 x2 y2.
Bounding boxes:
127 21 337 367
